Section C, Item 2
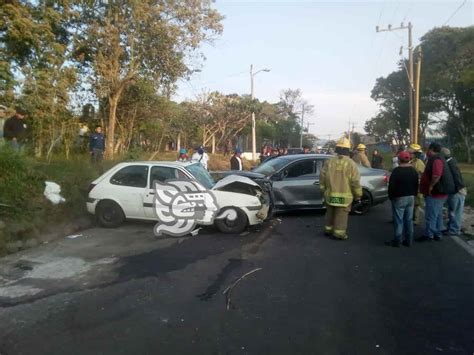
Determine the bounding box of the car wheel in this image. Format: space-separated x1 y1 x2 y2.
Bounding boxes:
351 190 372 215
96 200 125 228
215 207 248 234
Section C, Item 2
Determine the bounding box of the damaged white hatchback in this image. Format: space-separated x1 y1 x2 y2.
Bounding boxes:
86 161 271 234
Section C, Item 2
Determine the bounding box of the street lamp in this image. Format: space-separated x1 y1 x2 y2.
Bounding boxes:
250 64 270 162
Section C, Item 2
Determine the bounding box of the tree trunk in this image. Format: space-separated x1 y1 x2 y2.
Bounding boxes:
106 93 120 159
35 120 44 158
464 136 472 163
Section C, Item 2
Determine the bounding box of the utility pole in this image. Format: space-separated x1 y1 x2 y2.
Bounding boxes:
250 64 270 161
413 47 422 144
250 64 255 161
376 22 415 143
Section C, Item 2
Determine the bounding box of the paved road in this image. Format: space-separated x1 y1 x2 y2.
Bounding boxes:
0 202 473 355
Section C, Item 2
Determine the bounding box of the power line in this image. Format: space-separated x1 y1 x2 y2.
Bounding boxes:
402 0 414 23
388 0 401 25
443 0 468 26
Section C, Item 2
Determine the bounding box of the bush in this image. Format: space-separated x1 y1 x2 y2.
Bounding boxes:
0 149 99 255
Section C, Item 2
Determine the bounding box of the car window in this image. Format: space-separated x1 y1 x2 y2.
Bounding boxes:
150 166 181 187
110 165 149 188
315 159 326 176
253 157 292 176
284 159 316 178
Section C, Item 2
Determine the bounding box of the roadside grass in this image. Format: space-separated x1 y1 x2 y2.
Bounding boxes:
0 148 254 254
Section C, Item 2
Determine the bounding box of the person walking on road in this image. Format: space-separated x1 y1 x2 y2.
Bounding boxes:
441 148 467 236
371 149 384 169
408 144 426 226
3 106 28 152
352 144 371 168
230 148 243 171
417 142 455 242
385 151 419 247
320 137 362 240
89 125 105 164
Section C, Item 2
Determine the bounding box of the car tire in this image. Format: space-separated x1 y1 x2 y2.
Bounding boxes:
215 207 248 234
96 200 125 228
351 189 372 215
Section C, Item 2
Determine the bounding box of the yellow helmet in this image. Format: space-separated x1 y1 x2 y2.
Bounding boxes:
408 143 421 152
336 137 351 149
357 143 366 150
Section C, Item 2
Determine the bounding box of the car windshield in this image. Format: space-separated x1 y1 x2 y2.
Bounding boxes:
252 157 292 176
185 163 215 189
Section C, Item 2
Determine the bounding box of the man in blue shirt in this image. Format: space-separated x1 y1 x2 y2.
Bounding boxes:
89 125 105 164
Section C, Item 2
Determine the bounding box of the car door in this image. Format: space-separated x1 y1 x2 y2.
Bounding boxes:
272 158 321 209
314 158 327 206
143 165 191 218
108 165 149 218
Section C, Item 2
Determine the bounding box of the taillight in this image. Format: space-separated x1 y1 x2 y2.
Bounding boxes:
383 173 389 185
87 183 96 194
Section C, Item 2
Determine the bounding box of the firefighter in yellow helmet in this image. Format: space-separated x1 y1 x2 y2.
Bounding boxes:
408 143 426 225
352 143 371 168
320 138 363 240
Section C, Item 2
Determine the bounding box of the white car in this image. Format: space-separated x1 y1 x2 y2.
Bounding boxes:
86 161 270 234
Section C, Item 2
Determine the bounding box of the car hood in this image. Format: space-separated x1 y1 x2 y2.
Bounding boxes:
212 174 260 190
212 170 267 180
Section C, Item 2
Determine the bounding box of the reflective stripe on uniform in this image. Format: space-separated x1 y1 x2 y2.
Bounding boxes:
326 192 354 207
333 229 348 239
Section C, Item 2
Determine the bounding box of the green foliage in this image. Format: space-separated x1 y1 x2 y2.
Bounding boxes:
420 26 474 162
1 1 78 158
73 0 223 158
0 146 44 215
367 26 473 162
0 147 98 254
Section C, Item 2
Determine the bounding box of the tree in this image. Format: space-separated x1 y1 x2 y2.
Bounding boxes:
1 1 78 157
74 0 223 159
367 60 436 146
275 88 314 147
420 27 474 162
186 92 254 152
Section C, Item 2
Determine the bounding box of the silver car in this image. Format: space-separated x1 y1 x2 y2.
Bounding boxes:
214 154 389 215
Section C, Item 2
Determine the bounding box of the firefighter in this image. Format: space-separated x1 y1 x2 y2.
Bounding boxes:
352 144 371 168
320 137 363 240
408 143 426 225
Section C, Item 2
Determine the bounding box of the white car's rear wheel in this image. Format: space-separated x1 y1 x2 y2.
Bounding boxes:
215 207 248 234
96 200 125 228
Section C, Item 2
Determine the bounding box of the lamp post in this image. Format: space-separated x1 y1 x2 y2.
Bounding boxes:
250 64 270 162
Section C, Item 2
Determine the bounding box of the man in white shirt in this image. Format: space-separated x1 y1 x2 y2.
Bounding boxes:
191 146 209 170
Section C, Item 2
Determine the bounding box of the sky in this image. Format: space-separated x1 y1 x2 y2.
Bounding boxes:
174 0 473 140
